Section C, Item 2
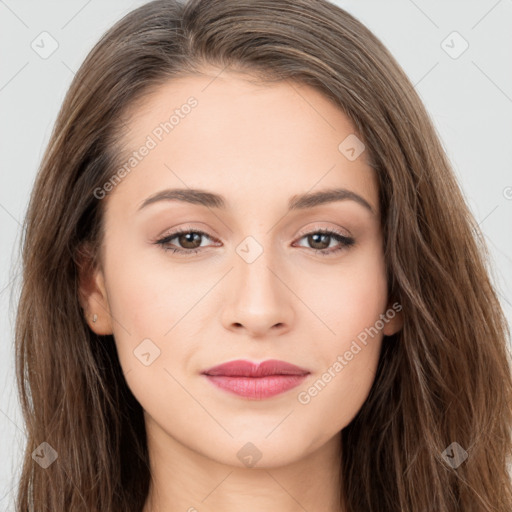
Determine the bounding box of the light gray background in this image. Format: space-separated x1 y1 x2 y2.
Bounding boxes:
1 0 511 509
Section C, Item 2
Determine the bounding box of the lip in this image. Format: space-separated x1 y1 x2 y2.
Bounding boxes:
201 359 310 400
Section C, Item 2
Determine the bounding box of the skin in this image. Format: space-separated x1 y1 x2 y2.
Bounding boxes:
80 67 403 512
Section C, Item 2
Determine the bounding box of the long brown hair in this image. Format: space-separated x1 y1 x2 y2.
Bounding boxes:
14 0 512 510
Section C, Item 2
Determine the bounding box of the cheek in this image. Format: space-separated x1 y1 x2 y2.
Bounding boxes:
294 244 387 425
307 240 388 346
101 242 193 378
103 239 197 333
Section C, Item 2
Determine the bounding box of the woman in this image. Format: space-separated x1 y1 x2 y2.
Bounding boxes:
14 0 512 510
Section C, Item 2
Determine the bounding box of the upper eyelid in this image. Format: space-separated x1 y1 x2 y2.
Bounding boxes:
295 225 351 239
161 228 217 241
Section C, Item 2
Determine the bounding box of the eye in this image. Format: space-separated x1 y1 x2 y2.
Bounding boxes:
155 227 219 255
293 228 355 256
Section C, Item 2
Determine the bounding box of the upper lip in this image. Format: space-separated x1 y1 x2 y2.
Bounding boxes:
202 359 310 377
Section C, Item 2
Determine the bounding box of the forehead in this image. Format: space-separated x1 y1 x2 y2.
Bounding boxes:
109 70 378 215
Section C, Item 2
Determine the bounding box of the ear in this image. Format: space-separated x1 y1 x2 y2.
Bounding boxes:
76 244 113 335
382 300 404 337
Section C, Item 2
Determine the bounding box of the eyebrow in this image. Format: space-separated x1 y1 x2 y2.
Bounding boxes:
138 187 375 214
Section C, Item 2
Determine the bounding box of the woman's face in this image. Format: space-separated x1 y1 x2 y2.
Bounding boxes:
83 68 402 468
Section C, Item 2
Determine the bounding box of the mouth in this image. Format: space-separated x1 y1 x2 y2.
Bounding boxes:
201 359 310 400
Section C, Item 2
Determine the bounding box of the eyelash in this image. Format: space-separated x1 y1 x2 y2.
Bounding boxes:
154 226 355 256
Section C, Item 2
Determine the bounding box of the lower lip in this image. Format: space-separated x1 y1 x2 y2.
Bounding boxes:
204 374 308 399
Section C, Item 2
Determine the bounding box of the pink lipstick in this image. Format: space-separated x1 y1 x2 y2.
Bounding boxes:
201 359 310 400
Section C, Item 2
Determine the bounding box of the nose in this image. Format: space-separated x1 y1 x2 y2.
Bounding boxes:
220 245 295 338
